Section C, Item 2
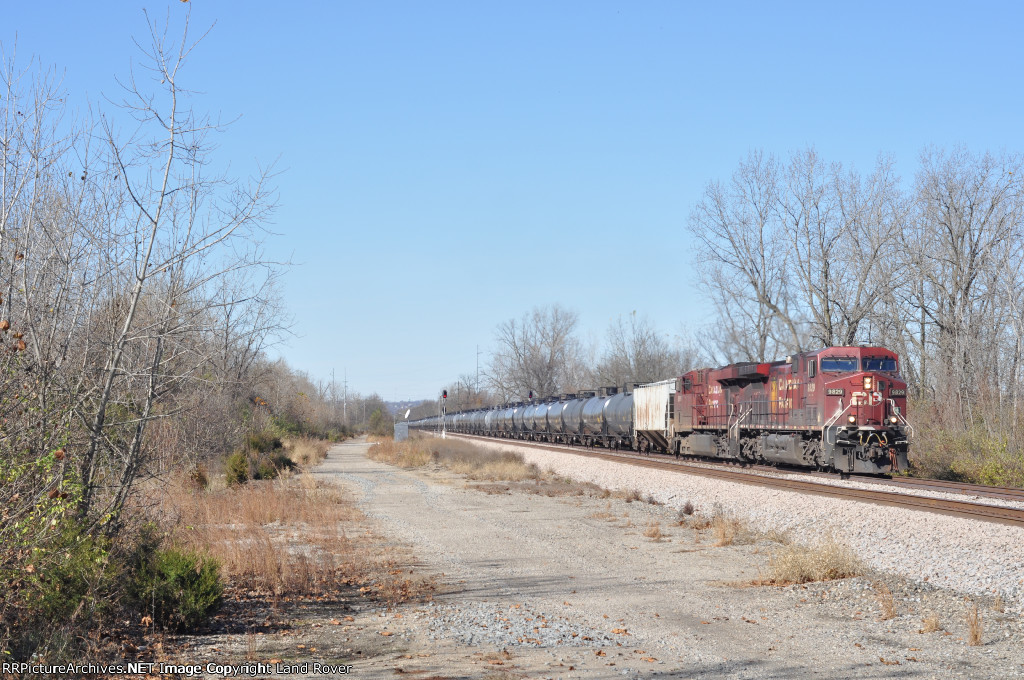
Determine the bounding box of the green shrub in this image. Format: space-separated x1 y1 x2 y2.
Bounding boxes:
225 450 250 485
132 547 222 632
245 431 282 453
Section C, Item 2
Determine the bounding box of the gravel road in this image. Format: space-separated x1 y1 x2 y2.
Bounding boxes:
462 436 1024 613
313 437 1024 679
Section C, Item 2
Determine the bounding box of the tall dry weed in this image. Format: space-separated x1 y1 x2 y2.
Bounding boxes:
712 516 745 546
873 582 897 620
966 602 983 646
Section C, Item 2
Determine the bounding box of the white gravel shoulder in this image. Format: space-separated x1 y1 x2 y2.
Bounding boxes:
463 436 1024 613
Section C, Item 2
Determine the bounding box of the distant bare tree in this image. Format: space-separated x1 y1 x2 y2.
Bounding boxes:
487 304 583 400
594 312 690 386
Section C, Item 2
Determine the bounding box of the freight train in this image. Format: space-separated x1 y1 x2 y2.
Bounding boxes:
409 346 912 475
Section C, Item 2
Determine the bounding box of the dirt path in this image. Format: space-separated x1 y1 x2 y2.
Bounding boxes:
310 437 1024 679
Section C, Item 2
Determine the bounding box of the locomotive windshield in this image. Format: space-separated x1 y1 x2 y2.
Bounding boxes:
862 357 897 372
820 357 858 372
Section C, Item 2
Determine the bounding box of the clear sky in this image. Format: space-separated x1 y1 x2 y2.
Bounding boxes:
5 2 1024 400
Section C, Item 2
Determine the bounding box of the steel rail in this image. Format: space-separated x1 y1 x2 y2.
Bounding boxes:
880 476 1024 503
451 433 1024 528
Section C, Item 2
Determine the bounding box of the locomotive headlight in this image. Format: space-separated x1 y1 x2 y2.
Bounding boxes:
847 414 856 424
890 415 898 424
863 376 873 389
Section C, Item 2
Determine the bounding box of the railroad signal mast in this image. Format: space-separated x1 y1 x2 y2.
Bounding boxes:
441 389 447 439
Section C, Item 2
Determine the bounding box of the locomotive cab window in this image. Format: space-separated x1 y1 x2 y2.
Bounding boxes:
808 359 816 378
862 357 897 372
820 357 857 372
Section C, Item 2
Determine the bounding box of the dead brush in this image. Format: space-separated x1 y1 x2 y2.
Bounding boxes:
642 521 665 542
589 501 616 520
284 437 331 467
759 539 863 585
244 628 262 661
711 516 746 547
622 488 643 503
873 582 897 620
367 439 432 467
920 611 942 633
162 473 433 604
966 602 983 646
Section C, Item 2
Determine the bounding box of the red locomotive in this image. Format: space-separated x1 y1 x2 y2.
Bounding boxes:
667 346 910 474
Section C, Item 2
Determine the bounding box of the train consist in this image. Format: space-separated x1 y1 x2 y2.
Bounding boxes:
410 346 912 475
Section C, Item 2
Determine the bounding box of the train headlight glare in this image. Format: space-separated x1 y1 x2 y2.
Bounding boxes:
890 415 898 424
847 414 856 424
863 376 873 389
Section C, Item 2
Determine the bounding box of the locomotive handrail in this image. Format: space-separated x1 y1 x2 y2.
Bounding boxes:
887 398 914 440
823 401 853 445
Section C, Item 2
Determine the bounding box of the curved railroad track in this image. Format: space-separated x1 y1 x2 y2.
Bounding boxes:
450 433 1024 528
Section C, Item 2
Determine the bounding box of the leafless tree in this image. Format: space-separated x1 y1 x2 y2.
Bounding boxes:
487 304 584 400
594 312 691 386
61 15 278 527
688 150 802 359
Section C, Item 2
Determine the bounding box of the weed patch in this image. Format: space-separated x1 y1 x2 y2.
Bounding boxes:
757 539 863 585
642 521 665 542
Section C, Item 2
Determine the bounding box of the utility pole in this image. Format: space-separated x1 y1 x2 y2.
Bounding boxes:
476 344 481 393
343 368 348 427
331 368 336 422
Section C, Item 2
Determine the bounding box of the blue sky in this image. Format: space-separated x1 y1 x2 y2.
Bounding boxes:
5 2 1023 400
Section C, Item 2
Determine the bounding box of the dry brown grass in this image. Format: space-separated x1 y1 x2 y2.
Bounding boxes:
966 602 983 646
920 611 942 633
621 488 643 503
642 521 665 542
758 539 863 585
160 473 433 604
712 516 744 546
373 437 619 505
369 438 433 467
874 582 897 620
589 502 617 520
283 437 332 467
370 437 545 483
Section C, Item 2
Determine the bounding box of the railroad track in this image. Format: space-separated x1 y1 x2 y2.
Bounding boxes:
881 476 1024 503
451 433 1024 528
